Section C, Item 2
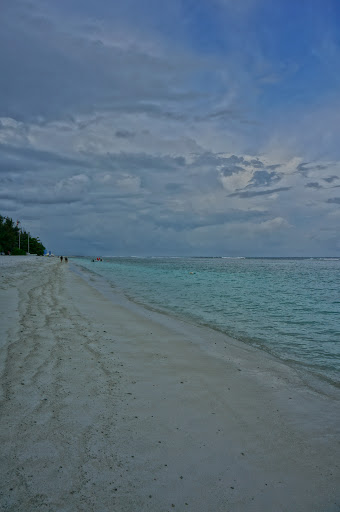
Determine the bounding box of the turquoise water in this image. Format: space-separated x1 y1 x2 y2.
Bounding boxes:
72 257 340 386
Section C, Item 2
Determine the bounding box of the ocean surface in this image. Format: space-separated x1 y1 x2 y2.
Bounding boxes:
72 257 340 386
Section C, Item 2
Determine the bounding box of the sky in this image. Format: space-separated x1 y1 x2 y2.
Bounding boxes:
1 0 340 256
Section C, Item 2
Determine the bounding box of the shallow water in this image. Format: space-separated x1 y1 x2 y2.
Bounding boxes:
72 257 340 385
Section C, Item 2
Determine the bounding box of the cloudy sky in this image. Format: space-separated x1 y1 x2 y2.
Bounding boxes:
1 0 340 256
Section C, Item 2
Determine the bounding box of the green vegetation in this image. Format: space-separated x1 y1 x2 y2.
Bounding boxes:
12 247 27 255
0 215 45 256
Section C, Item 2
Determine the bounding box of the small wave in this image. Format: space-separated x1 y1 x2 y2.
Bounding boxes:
221 256 245 259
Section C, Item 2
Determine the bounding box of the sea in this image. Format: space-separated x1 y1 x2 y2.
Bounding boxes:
72 256 340 387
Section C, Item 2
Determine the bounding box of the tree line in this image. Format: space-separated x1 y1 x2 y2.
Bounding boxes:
0 215 45 256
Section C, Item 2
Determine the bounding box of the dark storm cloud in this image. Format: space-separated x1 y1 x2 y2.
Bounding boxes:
267 164 282 170
0 202 17 212
323 176 339 183
194 107 259 126
305 182 323 189
190 152 221 167
0 143 189 184
229 187 291 198
296 162 329 176
192 153 248 176
115 130 135 139
196 108 247 123
165 183 186 193
223 155 247 166
220 165 245 176
0 1 198 122
202 108 238 120
24 196 82 205
141 209 268 231
245 159 265 168
247 170 281 187
0 143 90 170
0 158 27 174
1 1 339 257
0 175 16 183
190 154 284 186
296 163 309 175
92 151 187 174
192 153 245 168
326 197 340 204
0 191 81 205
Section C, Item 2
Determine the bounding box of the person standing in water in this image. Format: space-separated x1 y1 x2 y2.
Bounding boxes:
60 256 63 262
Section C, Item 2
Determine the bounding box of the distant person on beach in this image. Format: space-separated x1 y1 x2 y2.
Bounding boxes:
65 257 68 263
60 256 63 262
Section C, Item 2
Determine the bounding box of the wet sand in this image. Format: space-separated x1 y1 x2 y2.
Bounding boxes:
0 256 339 511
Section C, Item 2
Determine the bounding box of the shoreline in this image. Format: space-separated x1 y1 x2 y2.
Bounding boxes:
72 260 340 397
1 257 339 511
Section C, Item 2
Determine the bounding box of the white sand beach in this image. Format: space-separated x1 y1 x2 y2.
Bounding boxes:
0 256 339 512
